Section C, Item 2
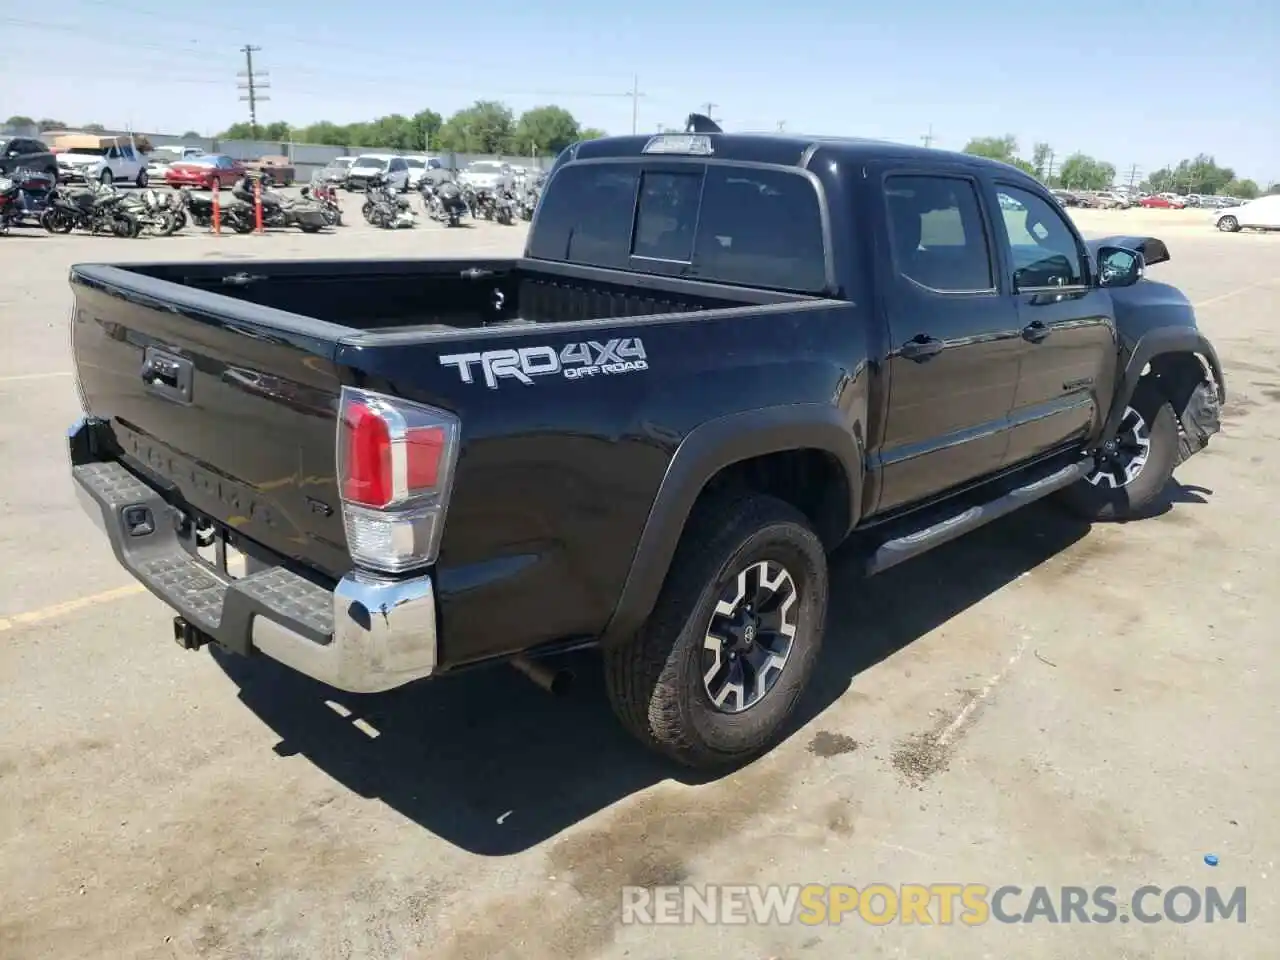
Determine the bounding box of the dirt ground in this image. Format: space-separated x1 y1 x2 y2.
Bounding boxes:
1 205 1277 960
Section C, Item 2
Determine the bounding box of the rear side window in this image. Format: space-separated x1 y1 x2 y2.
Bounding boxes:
530 162 828 291
692 168 826 291
528 164 640 267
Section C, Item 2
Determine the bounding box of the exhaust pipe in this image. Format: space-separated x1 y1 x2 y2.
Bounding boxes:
511 654 573 697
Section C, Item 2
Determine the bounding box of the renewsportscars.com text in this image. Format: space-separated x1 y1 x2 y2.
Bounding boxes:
621 883 1247 926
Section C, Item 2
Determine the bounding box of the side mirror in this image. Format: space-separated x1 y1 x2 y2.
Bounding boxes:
1097 245 1144 288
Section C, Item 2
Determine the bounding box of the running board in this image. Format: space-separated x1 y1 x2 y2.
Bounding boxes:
865 458 1093 576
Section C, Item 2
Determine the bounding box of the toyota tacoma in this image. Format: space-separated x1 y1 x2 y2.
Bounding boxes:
65 118 1224 769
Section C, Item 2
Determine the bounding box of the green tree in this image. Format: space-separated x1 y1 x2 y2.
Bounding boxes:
962 134 1035 176
1056 152 1116 191
438 101 514 153
412 109 443 151
579 127 607 141
181 130 201 139
262 121 290 140
82 123 107 133
5 115 35 127
1143 154 1236 195
217 122 256 139
510 105 580 156
1031 142 1052 181
1266 182 1280 195
1222 178 1259 199
37 118 66 130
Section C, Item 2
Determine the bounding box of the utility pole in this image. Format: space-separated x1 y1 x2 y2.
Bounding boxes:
920 123 934 148
628 75 644 135
700 102 719 121
1127 163 1139 192
1046 149 1056 185
777 120 786 132
237 44 269 139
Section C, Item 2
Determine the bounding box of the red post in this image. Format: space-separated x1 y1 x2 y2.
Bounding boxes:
253 177 264 234
211 181 221 235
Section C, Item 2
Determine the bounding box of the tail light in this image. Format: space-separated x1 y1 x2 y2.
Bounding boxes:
336 386 460 574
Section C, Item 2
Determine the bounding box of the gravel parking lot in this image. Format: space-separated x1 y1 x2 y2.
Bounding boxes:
1 207 1277 960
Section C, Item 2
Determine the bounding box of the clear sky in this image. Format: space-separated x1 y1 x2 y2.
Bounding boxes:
3 0 1277 182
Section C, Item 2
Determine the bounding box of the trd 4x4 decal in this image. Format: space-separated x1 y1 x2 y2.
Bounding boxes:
439 338 648 388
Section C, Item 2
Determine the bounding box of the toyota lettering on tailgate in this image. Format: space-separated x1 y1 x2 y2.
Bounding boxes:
439 337 648 389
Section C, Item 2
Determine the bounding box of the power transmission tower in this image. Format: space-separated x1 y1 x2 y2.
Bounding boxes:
920 124 934 148
237 44 269 138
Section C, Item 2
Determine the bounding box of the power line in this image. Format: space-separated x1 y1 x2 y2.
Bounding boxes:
237 44 269 137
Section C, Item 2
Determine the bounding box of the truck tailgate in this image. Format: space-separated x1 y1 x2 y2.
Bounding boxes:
70 265 352 578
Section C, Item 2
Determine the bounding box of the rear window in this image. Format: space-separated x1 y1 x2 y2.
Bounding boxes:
529 161 828 292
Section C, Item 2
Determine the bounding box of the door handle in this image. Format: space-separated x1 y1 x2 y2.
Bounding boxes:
899 335 944 362
1022 321 1051 343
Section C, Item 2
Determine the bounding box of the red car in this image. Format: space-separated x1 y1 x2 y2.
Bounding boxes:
165 154 245 191
1138 195 1186 209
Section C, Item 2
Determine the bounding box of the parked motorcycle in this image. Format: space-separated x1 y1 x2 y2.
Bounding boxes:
301 177 343 226
232 173 327 233
420 180 468 227
41 182 140 237
470 185 498 221
517 175 544 221
0 168 55 232
363 173 416 229
116 186 183 236
179 187 255 233
493 185 518 225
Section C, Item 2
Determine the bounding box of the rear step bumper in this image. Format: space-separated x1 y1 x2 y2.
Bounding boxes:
68 418 438 694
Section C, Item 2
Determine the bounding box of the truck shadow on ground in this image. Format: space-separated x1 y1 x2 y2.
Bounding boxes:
212 484 1210 856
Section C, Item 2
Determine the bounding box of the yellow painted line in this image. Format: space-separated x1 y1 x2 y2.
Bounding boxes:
1194 280 1279 310
0 584 147 634
0 371 72 383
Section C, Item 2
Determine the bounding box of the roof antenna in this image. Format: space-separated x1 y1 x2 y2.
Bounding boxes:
684 113 722 134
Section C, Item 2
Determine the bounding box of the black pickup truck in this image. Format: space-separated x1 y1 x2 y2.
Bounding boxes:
66 125 1224 769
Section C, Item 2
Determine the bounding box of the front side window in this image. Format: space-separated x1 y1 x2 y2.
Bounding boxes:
884 175 994 293
995 184 1086 288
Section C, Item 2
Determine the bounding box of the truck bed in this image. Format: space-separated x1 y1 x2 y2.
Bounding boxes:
118 257 812 334
69 254 847 670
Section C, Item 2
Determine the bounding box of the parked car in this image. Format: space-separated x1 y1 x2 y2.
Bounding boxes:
458 159 514 192
55 135 149 186
244 155 295 187
1139 195 1182 209
1213 194 1280 232
164 154 246 190
318 157 355 186
404 155 447 190
346 154 410 192
1095 192 1130 209
0 136 59 181
64 130 1225 769
146 145 206 181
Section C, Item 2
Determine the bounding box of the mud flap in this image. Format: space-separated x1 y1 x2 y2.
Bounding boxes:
1175 381 1222 466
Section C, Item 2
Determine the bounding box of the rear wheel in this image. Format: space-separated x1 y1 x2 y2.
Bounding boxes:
1058 378 1179 521
1217 215 1239 233
112 211 141 238
604 493 829 769
99 169 114 186
136 169 149 188
41 209 73 234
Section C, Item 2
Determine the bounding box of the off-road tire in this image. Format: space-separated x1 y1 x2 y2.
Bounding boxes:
604 493 829 769
1058 377 1179 521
